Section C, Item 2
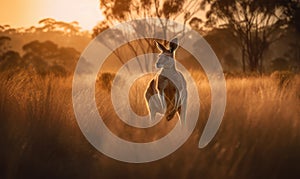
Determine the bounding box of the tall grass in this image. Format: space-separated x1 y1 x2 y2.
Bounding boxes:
0 70 95 178
1 70 299 178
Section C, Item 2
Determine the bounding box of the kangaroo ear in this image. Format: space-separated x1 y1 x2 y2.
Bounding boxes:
154 40 167 52
169 38 179 53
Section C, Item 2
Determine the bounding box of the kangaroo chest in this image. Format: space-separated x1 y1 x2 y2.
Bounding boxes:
158 69 184 92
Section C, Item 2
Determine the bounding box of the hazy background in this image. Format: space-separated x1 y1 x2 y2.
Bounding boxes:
0 0 299 178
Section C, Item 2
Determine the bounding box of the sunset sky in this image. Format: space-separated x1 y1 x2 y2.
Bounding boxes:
0 0 104 30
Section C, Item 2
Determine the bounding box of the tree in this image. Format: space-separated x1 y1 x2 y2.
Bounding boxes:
0 36 11 56
204 0 291 73
94 0 204 72
92 21 109 38
0 51 21 72
21 40 80 76
0 37 22 72
189 17 205 34
278 0 300 32
99 0 202 39
38 18 81 35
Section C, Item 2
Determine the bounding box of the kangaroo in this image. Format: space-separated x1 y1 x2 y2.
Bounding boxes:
145 38 187 124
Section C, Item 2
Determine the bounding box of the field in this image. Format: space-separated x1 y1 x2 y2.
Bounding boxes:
0 69 299 178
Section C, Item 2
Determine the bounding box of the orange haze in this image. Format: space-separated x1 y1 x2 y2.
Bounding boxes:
0 0 104 30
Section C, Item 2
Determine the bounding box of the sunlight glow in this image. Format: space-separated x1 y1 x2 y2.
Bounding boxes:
0 0 104 30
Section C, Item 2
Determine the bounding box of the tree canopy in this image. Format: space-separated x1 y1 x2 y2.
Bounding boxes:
0 39 80 76
203 0 298 72
96 0 204 39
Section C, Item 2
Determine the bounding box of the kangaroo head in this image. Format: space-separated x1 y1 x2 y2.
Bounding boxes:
154 38 178 69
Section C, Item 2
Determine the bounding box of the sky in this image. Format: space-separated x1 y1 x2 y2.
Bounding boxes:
0 0 104 30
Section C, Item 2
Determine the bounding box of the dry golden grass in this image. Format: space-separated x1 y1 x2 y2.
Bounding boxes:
1 69 299 178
